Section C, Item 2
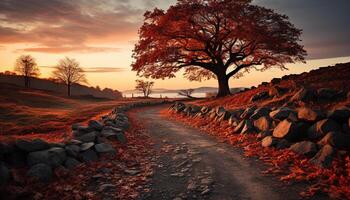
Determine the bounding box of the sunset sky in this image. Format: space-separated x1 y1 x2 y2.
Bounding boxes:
0 0 349 91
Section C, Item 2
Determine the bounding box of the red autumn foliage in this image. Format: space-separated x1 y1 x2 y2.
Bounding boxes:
162 110 350 199
1 108 155 200
132 0 306 97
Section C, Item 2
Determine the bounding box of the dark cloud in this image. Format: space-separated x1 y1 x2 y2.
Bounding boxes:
1 0 349 59
0 0 144 53
254 0 350 59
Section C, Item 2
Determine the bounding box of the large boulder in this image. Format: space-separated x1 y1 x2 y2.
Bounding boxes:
250 91 269 102
328 107 350 123
317 88 339 100
240 120 255 134
297 107 324 122
228 116 239 127
291 87 315 102
318 131 349 148
310 145 334 168
88 120 104 131
95 143 116 155
307 119 341 140
64 157 81 169
27 147 67 168
76 131 96 143
269 107 296 121
269 86 288 97
0 162 10 186
80 142 95 151
289 141 318 157
234 120 250 133
240 107 256 119
253 116 272 132
273 119 307 141
27 163 52 182
250 107 271 120
16 139 50 152
261 136 278 147
80 149 98 163
65 145 80 158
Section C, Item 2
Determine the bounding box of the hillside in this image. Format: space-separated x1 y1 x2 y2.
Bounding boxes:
0 73 122 99
123 86 245 95
0 83 144 138
192 62 350 109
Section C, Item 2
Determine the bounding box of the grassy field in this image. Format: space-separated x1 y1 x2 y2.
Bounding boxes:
0 83 158 142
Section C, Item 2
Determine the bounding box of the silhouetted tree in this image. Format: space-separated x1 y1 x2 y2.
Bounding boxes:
132 0 306 97
135 79 154 97
178 89 195 98
14 55 40 88
52 57 87 96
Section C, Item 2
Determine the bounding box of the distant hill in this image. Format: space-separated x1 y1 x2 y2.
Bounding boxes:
124 86 246 94
0 73 122 99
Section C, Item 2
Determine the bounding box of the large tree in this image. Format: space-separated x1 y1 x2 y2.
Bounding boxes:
132 0 306 97
52 57 87 96
14 55 40 88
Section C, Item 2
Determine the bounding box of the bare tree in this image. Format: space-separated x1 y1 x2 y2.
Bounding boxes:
135 79 154 97
14 55 40 88
52 57 87 96
178 89 195 98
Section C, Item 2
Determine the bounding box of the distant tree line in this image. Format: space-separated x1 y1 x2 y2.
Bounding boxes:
10 54 118 97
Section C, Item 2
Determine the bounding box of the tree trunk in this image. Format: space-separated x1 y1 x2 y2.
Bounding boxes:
217 75 231 97
24 76 29 88
67 84 71 97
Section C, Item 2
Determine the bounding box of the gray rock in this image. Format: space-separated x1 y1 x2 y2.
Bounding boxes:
253 116 272 131
5 149 26 167
307 119 341 140
27 147 66 168
64 157 81 169
67 139 82 145
234 120 248 133
257 130 272 139
250 107 271 120
269 86 288 97
310 145 334 168
261 136 278 147
88 120 104 131
116 132 127 144
76 131 96 143
317 88 339 99
291 87 315 102
77 126 94 134
80 142 95 151
228 116 239 126
0 162 10 186
241 120 255 134
16 139 50 152
94 143 116 154
273 119 307 141
269 107 295 121
240 107 256 119
250 91 269 102
318 131 349 148
328 107 350 123
65 145 80 157
27 163 52 182
297 107 323 122
81 149 98 163
290 141 318 157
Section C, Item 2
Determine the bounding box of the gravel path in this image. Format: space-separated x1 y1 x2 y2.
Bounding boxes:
135 105 327 200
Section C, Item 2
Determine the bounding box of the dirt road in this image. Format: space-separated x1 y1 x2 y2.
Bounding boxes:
135 105 326 200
